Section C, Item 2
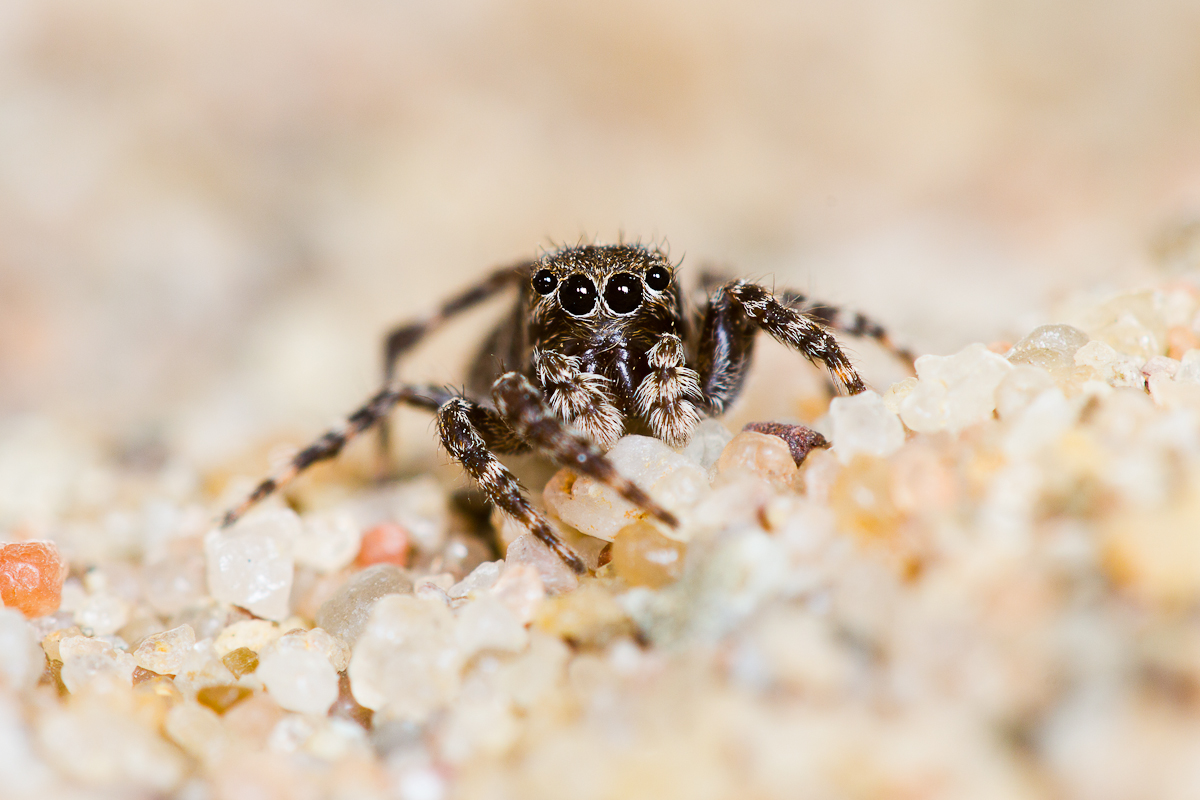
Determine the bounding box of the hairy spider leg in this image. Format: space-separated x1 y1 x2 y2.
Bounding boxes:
436 396 587 574
780 291 916 369
490 371 680 529
695 280 866 415
695 270 915 370
378 262 532 458
220 384 454 528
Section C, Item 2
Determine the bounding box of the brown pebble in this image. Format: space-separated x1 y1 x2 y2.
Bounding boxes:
742 422 830 466
197 684 253 715
222 646 259 678
329 672 373 730
42 658 68 697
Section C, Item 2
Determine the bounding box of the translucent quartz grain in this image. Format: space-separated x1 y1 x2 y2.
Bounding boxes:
611 521 686 589
543 434 709 542
347 594 461 718
715 431 798 489
355 522 412 568
448 560 502 601
133 624 196 675
75 592 130 636
0 606 44 690
59 635 136 693
829 390 906 464
315 563 414 646
533 583 633 647
682 419 734 470
142 551 207 616
165 701 228 764
899 343 1013 434
1085 290 1168 359
504 534 579 595
995 366 1058 420
214 619 281 657
830 455 900 539
294 513 361 573
489 563 546 625
37 697 186 792
257 633 340 715
0 541 66 618
1006 324 1090 380
455 595 528 659
204 509 299 621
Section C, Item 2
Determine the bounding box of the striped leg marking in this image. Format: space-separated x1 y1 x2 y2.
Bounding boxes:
492 372 680 529
437 396 587 574
221 384 450 528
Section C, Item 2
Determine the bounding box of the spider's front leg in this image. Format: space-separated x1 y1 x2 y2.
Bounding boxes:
697 280 866 414
490 372 680 528
697 270 915 370
434 396 588 574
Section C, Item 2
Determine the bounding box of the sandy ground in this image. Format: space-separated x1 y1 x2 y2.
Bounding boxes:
3 3 1200 799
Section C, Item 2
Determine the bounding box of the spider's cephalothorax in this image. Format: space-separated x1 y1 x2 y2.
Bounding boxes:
222 242 911 574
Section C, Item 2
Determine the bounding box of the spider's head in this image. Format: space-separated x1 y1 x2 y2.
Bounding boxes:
529 244 676 331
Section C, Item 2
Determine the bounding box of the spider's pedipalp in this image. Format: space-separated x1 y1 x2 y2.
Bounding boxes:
635 334 703 448
491 372 680 529
533 350 624 449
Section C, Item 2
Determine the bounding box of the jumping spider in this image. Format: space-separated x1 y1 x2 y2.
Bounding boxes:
223 243 911 574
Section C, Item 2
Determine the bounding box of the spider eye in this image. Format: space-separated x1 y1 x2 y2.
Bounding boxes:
604 272 643 315
645 265 671 291
559 274 598 316
532 269 557 296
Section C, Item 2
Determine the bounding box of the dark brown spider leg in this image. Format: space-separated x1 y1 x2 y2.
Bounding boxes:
780 290 916 369
436 396 586 574
491 372 681 529
221 384 454 528
696 281 866 415
378 263 531 457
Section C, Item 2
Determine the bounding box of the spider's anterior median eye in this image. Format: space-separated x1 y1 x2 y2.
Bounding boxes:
532 269 558 295
645 265 671 291
604 272 643 315
559 274 598 315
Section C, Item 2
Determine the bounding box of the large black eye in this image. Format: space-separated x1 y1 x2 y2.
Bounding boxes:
532 269 557 295
604 272 643 315
559 274 598 316
645 265 671 291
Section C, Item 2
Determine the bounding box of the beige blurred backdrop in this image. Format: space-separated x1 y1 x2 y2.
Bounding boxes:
1 0 1198 468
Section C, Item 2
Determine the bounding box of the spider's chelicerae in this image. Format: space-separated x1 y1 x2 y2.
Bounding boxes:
223 243 911 574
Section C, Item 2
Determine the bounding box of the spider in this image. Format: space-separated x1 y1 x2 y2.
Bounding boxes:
222 242 911 574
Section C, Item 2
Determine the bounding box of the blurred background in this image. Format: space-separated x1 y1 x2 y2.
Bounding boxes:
1 0 1198 472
